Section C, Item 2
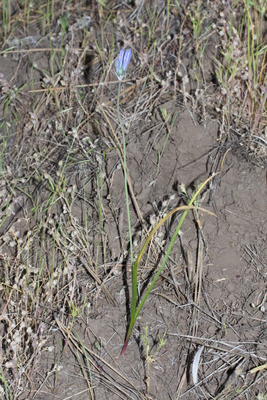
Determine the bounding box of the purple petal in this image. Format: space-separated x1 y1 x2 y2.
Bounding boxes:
115 58 120 73
118 49 125 69
122 48 132 71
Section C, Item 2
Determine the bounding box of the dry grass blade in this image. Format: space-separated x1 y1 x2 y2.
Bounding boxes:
55 318 146 400
98 103 145 226
79 255 116 306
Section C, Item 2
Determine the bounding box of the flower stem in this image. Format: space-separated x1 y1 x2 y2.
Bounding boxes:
117 80 133 267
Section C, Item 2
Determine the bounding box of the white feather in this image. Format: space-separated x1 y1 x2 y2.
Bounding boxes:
192 345 204 385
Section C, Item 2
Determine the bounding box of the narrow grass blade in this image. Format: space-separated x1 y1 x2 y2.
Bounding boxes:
122 174 219 355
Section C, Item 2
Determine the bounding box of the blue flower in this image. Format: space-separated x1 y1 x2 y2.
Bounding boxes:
115 48 132 80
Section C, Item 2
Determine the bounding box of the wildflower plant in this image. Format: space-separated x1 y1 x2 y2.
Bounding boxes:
115 48 134 267
115 49 219 356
